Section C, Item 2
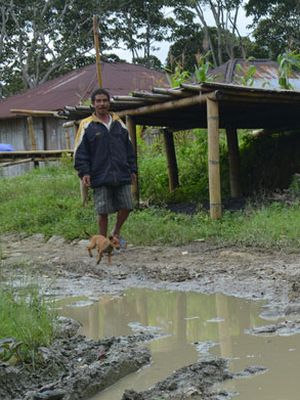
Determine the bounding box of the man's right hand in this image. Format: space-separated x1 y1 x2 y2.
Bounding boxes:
82 175 91 187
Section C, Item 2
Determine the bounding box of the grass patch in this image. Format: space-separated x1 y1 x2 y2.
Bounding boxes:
120 202 300 250
0 164 95 240
1 159 300 251
0 281 56 365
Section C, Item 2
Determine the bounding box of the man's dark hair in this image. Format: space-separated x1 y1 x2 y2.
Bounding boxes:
91 88 110 102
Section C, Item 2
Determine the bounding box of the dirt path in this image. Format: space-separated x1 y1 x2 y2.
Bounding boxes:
1 233 300 310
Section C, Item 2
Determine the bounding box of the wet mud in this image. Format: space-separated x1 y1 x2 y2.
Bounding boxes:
1 233 300 399
0 317 152 400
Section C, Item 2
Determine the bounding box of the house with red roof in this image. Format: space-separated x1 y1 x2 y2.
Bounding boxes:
0 62 168 152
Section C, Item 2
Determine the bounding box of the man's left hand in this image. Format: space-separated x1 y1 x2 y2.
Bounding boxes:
131 173 137 185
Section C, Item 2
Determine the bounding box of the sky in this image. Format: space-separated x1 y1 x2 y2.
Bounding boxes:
111 5 253 65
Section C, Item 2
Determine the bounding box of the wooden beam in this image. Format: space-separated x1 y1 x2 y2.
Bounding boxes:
63 121 78 128
207 98 222 219
130 91 172 101
226 127 242 198
215 91 300 104
152 87 191 97
0 150 73 161
163 129 179 192
117 93 209 118
27 116 36 150
65 128 71 150
0 159 32 168
126 116 139 207
180 83 205 92
11 109 59 117
42 117 47 150
113 96 145 102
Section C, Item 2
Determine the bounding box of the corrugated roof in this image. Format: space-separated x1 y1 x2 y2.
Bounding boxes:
210 58 300 90
0 62 168 120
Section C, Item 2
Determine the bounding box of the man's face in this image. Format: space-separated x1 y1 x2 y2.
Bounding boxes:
93 94 110 116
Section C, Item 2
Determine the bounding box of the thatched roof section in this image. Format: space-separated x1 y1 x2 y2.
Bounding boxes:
59 82 300 131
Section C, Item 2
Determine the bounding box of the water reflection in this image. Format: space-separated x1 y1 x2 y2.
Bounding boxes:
58 290 261 346
58 289 300 400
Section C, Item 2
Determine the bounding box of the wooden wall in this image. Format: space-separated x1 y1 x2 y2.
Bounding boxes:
0 116 76 177
0 116 76 151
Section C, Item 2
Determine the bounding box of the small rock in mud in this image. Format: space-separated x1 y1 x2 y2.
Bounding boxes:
54 316 82 339
122 389 144 400
234 365 267 378
246 319 300 336
32 388 66 399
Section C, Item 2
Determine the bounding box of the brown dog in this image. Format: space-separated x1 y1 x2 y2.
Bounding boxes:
87 235 120 264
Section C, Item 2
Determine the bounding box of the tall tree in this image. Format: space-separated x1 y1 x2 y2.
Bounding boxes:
0 0 175 96
0 0 114 96
173 0 246 67
245 0 300 59
104 0 175 68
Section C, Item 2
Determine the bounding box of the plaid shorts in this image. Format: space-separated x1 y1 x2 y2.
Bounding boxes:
93 184 133 214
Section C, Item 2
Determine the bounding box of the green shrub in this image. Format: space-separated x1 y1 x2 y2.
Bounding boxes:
289 173 300 197
0 282 56 365
139 129 230 204
240 131 300 194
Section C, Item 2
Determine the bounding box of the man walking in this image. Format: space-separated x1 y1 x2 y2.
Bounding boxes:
74 88 137 243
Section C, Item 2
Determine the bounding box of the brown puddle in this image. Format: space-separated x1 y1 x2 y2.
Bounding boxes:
58 289 300 400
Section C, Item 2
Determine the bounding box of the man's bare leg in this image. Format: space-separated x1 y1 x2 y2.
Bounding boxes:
98 214 108 236
112 209 130 237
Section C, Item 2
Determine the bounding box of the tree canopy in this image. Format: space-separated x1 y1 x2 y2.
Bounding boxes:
1 0 300 98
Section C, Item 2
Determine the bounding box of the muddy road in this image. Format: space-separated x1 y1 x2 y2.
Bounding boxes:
1 233 300 306
1 232 300 399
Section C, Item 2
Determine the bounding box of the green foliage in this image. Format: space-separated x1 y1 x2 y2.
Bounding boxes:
249 1 300 60
194 52 214 83
277 51 300 90
0 0 173 96
133 55 162 70
166 27 206 73
224 202 300 249
289 173 300 197
236 61 257 86
1 131 300 250
166 64 191 87
240 131 300 193
0 283 56 365
126 204 300 250
0 162 96 240
139 129 230 204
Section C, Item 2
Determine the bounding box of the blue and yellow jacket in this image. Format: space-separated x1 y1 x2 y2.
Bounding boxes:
74 113 136 187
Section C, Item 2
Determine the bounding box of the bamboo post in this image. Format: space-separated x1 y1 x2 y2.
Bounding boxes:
76 15 102 207
27 116 36 150
93 15 103 88
163 128 179 192
207 98 222 219
126 115 139 207
225 127 242 198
